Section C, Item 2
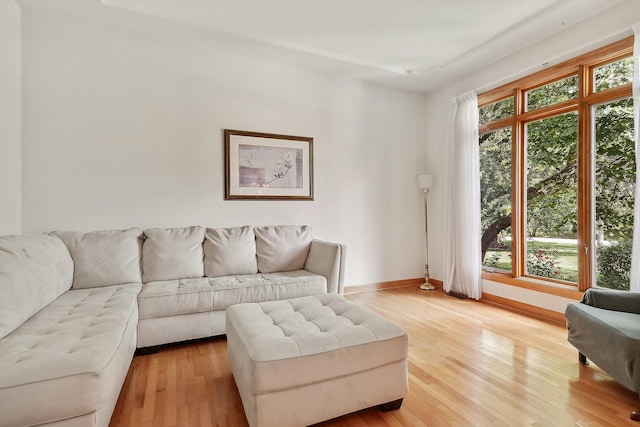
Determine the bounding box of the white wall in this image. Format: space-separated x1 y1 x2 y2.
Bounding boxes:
0 0 21 235
19 0 428 287
425 0 640 312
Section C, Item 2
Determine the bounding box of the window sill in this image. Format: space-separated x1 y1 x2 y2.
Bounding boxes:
482 271 583 300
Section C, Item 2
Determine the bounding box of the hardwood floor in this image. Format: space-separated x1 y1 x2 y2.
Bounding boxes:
110 287 638 426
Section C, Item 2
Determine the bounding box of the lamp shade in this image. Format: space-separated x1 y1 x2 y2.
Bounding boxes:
417 173 435 190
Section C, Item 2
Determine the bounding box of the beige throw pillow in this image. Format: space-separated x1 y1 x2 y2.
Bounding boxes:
0 234 74 339
204 226 257 277
53 228 143 289
254 225 312 273
142 226 205 282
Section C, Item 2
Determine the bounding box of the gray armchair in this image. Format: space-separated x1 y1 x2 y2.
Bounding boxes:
565 288 640 421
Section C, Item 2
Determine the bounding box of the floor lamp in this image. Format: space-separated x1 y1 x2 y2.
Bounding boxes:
417 173 435 291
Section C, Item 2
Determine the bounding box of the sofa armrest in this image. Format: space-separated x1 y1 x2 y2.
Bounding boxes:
580 288 640 314
304 239 346 295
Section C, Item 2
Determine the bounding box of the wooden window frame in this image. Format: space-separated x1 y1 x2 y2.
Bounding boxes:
479 36 633 297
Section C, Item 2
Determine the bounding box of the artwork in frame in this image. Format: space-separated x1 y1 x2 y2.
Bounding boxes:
224 129 314 200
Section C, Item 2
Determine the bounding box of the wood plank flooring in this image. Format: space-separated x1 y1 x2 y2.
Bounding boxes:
110 287 639 426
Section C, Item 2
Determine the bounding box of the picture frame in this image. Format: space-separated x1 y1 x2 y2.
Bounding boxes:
224 129 314 200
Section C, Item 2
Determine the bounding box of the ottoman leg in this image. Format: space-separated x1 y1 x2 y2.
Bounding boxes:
379 398 403 412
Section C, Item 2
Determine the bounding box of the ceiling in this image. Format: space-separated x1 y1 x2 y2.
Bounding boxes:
100 0 626 93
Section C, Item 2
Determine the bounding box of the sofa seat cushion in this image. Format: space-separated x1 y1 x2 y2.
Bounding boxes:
0 283 142 427
138 271 327 320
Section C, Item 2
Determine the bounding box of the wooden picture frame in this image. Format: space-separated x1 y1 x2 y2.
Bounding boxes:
224 129 314 200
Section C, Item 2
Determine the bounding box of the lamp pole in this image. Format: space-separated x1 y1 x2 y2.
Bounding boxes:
420 186 435 290
417 173 435 291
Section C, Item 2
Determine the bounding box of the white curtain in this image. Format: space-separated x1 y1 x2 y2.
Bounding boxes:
629 25 640 292
443 91 482 300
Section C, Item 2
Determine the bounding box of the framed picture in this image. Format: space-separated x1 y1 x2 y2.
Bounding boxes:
224 129 314 200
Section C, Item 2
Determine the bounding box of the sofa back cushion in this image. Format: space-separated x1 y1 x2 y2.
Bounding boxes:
142 226 205 282
0 234 73 339
53 228 143 288
254 225 312 273
204 226 258 277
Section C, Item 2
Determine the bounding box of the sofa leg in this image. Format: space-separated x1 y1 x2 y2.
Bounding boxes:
579 352 588 365
135 345 161 356
379 398 403 412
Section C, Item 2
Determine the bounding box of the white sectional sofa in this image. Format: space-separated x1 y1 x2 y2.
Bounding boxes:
0 225 345 427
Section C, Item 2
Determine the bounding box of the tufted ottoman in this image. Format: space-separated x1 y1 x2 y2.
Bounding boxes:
226 294 408 427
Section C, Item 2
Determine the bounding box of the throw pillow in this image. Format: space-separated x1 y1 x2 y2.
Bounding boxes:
53 228 143 288
254 225 312 273
142 226 205 282
204 226 257 277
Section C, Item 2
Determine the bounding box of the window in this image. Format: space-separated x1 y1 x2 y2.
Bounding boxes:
594 58 633 92
594 98 635 290
480 127 513 273
525 112 579 283
479 37 635 292
526 75 578 111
